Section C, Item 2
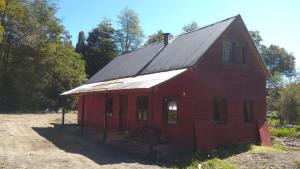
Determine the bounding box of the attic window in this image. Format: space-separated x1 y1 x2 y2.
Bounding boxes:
242 46 248 64
222 40 238 64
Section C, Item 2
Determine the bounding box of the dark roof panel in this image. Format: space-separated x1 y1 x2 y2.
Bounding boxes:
140 17 235 74
86 42 164 83
86 16 237 84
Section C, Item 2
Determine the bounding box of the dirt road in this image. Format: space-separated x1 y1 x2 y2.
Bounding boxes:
0 113 160 169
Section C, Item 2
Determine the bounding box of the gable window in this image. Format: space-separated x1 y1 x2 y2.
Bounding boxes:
137 96 148 121
213 97 227 125
105 97 113 117
223 40 238 64
242 46 248 64
163 97 178 124
244 99 255 123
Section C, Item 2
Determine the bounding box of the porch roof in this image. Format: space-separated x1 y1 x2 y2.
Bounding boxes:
60 68 187 96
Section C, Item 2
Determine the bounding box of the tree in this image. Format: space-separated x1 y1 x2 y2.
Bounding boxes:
115 7 144 54
0 0 86 111
261 45 295 77
249 31 295 77
280 82 300 123
249 30 263 51
75 31 86 55
145 30 173 45
182 21 199 33
0 0 5 42
85 18 117 77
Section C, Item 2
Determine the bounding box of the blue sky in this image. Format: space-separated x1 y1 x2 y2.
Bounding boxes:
56 0 300 69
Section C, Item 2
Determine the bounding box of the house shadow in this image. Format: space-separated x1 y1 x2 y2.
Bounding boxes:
32 124 253 168
32 124 157 166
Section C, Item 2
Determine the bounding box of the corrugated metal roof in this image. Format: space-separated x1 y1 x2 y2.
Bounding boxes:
140 17 235 74
86 16 236 84
61 69 187 96
86 42 164 84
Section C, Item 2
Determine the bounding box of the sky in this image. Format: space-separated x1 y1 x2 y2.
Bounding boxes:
56 0 300 69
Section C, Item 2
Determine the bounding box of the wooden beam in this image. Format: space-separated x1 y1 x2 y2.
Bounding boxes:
62 97 65 127
102 93 108 142
81 95 85 133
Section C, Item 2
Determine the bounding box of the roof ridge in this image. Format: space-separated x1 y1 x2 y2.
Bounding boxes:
135 14 238 47
178 14 239 37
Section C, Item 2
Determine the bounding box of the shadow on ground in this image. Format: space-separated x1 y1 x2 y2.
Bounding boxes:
32 124 156 166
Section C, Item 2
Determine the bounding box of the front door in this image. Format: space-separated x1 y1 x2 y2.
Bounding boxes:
119 95 128 130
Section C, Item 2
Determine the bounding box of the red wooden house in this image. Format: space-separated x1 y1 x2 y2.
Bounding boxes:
61 15 272 150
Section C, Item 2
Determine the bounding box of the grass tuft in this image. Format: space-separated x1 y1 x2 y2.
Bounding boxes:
202 158 237 169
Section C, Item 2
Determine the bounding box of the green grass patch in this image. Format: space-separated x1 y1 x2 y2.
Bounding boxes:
270 127 298 137
202 158 237 169
294 159 300 165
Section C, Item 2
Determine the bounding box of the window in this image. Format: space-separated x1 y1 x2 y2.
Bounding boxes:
105 97 113 117
137 97 148 121
242 46 248 64
223 40 238 64
213 97 227 124
163 97 178 124
244 99 255 123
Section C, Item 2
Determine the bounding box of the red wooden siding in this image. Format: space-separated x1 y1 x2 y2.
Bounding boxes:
76 18 270 150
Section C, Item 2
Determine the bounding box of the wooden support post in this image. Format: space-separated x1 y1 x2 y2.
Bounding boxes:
149 88 155 154
62 97 65 127
102 93 108 142
81 95 85 133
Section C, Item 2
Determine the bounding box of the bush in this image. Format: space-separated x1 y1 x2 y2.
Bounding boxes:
270 127 298 137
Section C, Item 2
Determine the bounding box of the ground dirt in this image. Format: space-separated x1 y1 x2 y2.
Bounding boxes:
0 113 160 169
0 113 299 169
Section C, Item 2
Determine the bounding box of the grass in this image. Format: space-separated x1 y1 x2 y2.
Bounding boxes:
270 127 298 137
293 159 300 166
164 141 290 169
202 158 237 169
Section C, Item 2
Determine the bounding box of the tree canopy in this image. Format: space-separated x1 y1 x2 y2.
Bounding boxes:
0 0 86 111
182 21 199 33
115 7 144 54
249 31 295 77
145 30 173 45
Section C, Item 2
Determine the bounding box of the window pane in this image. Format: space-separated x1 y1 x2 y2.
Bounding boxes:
137 97 148 120
213 97 227 124
223 41 232 63
163 97 178 124
242 46 248 64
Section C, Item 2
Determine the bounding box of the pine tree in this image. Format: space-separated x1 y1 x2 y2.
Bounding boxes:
75 31 86 55
85 19 117 77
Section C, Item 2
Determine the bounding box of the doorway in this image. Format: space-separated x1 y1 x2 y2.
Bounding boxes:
119 95 128 130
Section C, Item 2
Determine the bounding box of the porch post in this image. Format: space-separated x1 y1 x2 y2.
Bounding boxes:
61 97 65 127
102 92 108 142
149 88 155 153
81 95 85 133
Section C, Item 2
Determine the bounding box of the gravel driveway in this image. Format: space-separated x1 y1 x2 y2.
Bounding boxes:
0 113 161 169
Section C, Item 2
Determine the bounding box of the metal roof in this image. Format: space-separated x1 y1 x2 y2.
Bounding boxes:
86 16 236 84
140 17 235 74
61 69 187 96
86 42 164 83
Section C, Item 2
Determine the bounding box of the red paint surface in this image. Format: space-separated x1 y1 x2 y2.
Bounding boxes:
76 17 271 150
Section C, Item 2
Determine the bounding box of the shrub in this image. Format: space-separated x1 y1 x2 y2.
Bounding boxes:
270 127 298 137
